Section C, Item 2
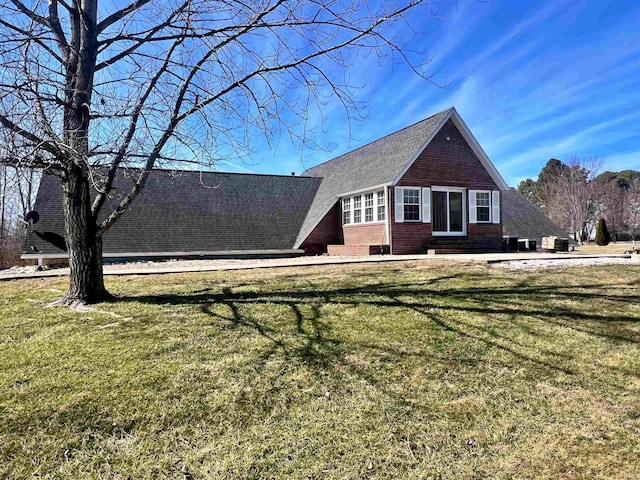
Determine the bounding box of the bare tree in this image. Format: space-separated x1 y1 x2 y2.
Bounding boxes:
0 0 439 304
600 180 625 241
623 180 640 248
544 157 602 242
0 160 38 269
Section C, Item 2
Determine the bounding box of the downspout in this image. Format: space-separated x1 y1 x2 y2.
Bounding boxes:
386 186 392 253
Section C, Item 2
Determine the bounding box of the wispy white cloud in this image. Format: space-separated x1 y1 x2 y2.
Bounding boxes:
215 160 257 174
236 0 640 189
456 0 567 76
497 111 640 185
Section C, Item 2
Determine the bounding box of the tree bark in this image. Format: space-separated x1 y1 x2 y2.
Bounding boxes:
60 168 110 304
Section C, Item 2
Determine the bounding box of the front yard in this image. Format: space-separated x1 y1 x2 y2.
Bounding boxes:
1 261 639 478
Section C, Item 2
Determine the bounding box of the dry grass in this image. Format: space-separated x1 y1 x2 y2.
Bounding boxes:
1 261 639 479
576 241 639 254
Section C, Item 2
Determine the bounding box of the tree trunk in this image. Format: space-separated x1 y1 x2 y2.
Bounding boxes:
0 167 6 241
60 168 111 304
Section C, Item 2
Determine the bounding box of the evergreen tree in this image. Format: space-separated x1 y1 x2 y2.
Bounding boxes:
595 217 611 246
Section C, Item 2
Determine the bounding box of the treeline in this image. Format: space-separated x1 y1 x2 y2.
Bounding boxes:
518 158 640 243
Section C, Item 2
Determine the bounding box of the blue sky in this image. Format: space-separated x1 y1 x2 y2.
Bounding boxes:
223 0 640 187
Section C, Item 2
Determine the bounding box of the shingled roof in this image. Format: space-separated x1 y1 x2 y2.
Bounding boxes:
294 109 452 247
501 188 577 245
24 169 321 257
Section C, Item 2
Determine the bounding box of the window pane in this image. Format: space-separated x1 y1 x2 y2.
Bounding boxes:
449 191 463 232
432 191 447 231
404 204 420 221
365 193 374 207
377 190 385 205
342 197 351 224
377 205 386 221
404 189 419 204
477 206 490 222
476 192 490 207
353 195 361 208
354 209 362 223
365 207 374 222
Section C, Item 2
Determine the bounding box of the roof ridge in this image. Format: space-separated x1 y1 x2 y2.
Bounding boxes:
303 108 453 174
99 166 313 179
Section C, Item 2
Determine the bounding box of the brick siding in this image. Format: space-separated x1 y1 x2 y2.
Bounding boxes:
390 119 502 254
327 244 389 256
396 119 498 190
343 222 386 245
301 202 342 254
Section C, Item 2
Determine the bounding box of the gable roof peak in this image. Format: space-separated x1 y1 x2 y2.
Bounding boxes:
303 107 454 176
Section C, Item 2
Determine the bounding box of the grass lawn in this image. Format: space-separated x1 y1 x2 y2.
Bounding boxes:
576 241 638 254
1 261 639 479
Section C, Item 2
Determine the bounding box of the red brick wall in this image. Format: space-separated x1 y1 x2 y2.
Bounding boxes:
343 222 386 245
327 244 389 256
396 119 498 190
301 202 342 254
390 120 502 254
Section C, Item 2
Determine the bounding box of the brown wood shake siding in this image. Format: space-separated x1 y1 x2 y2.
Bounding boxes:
390 119 502 254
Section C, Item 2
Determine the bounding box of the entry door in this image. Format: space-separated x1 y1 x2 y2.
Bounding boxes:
432 188 466 236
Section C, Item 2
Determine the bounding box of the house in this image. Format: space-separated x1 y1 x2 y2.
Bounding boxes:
23 107 518 264
297 107 508 255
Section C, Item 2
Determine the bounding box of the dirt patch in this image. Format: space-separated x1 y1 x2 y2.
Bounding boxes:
493 256 639 271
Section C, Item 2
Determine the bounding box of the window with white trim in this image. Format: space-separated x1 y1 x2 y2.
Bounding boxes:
342 197 351 225
364 193 374 222
341 189 386 225
469 190 500 225
377 191 386 221
403 188 420 221
475 191 491 222
353 195 362 223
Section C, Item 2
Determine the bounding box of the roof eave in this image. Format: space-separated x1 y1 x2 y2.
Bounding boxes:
449 108 509 190
21 249 305 260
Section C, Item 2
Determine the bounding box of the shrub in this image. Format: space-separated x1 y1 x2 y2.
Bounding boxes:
595 217 611 246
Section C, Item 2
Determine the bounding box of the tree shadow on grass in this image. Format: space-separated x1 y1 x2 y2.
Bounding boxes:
195 286 341 369
117 273 640 389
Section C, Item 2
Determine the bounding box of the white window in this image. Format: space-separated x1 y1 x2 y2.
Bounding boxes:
469 190 500 225
377 190 386 221
364 193 374 222
432 186 466 236
353 195 362 223
475 191 491 223
341 189 385 225
342 197 351 225
403 188 420 221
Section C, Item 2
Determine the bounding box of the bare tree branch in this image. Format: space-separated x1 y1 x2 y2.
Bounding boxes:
0 0 439 302
97 0 154 33
8 0 49 27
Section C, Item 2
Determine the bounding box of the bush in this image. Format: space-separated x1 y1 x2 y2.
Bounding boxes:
595 217 611 246
0 236 26 269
